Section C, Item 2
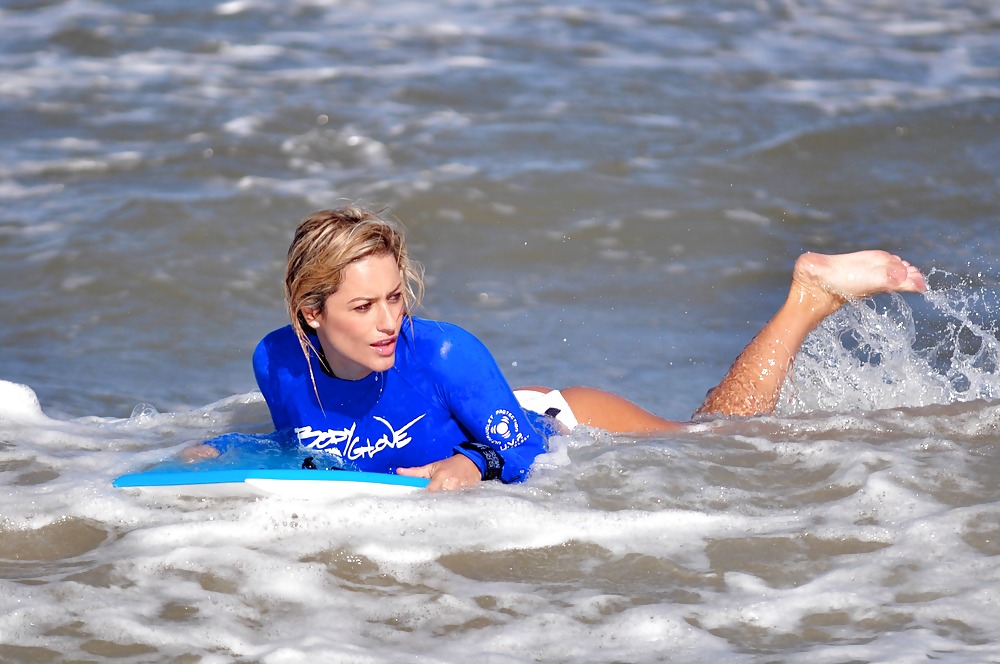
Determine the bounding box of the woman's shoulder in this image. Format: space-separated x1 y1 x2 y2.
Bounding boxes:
404 317 484 349
255 325 298 352
253 325 306 372
407 316 472 336
402 317 493 371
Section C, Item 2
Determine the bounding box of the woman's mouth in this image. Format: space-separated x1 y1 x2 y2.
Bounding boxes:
371 336 397 357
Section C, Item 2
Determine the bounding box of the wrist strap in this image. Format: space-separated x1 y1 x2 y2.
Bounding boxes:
458 441 504 481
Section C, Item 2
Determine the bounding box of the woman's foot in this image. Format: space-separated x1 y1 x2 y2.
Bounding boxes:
790 250 927 316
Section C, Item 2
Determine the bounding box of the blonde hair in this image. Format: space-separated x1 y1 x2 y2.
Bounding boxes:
285 206 424 386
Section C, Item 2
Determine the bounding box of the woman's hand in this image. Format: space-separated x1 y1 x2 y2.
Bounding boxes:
397 454 482 492
181 444 220 462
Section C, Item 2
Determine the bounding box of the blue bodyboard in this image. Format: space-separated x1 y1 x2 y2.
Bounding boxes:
113 468 429 498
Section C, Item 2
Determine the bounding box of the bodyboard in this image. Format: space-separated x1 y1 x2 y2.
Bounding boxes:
113 468 429 498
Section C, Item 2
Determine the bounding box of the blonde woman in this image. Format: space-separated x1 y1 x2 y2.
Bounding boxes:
194 206 926 491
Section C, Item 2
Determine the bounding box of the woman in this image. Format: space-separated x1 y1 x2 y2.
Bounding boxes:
194 206 926 491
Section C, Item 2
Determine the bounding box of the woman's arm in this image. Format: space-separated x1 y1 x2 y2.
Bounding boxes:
396 323 548 490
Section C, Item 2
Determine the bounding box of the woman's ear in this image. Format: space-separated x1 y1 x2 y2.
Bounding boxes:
301 307 321 329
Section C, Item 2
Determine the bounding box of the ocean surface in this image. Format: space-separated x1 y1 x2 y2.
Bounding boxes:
2 0 1000 661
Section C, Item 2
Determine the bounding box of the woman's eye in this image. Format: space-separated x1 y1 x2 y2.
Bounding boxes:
355 304 371 312
388 292 402 303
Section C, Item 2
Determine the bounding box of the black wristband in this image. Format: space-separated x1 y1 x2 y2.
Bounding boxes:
458 441 505 482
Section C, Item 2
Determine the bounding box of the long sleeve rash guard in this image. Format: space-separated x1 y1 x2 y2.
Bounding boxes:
250 318 547 483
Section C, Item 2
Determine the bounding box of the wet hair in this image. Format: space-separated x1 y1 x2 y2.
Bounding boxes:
285 205 424 383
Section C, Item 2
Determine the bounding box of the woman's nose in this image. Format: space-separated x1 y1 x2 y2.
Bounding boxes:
376 302 397 330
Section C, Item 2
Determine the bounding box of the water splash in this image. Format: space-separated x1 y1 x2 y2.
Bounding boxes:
127 402 160 428
780 270 1000 416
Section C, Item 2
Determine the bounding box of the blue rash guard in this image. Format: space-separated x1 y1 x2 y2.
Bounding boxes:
248 317 547 483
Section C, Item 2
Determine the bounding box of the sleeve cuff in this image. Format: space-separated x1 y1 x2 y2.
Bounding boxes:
454 441 505 481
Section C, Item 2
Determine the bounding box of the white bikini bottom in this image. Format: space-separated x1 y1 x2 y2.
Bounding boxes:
514 389 579 432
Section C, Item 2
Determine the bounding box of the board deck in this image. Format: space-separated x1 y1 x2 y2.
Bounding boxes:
113 468 429 498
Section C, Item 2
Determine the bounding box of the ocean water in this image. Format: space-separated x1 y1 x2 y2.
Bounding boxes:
2 0 1000 661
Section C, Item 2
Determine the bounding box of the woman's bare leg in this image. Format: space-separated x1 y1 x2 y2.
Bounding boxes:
519 250 925 435
694 250 926 418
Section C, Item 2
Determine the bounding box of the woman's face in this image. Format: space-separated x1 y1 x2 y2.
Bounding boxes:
303 252 405 380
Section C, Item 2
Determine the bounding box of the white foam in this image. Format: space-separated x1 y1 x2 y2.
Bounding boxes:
217 43 285 61
0 380 47 423
3 378 1000 661
216 1 251 16
224 115 264 136
0 180 65 200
